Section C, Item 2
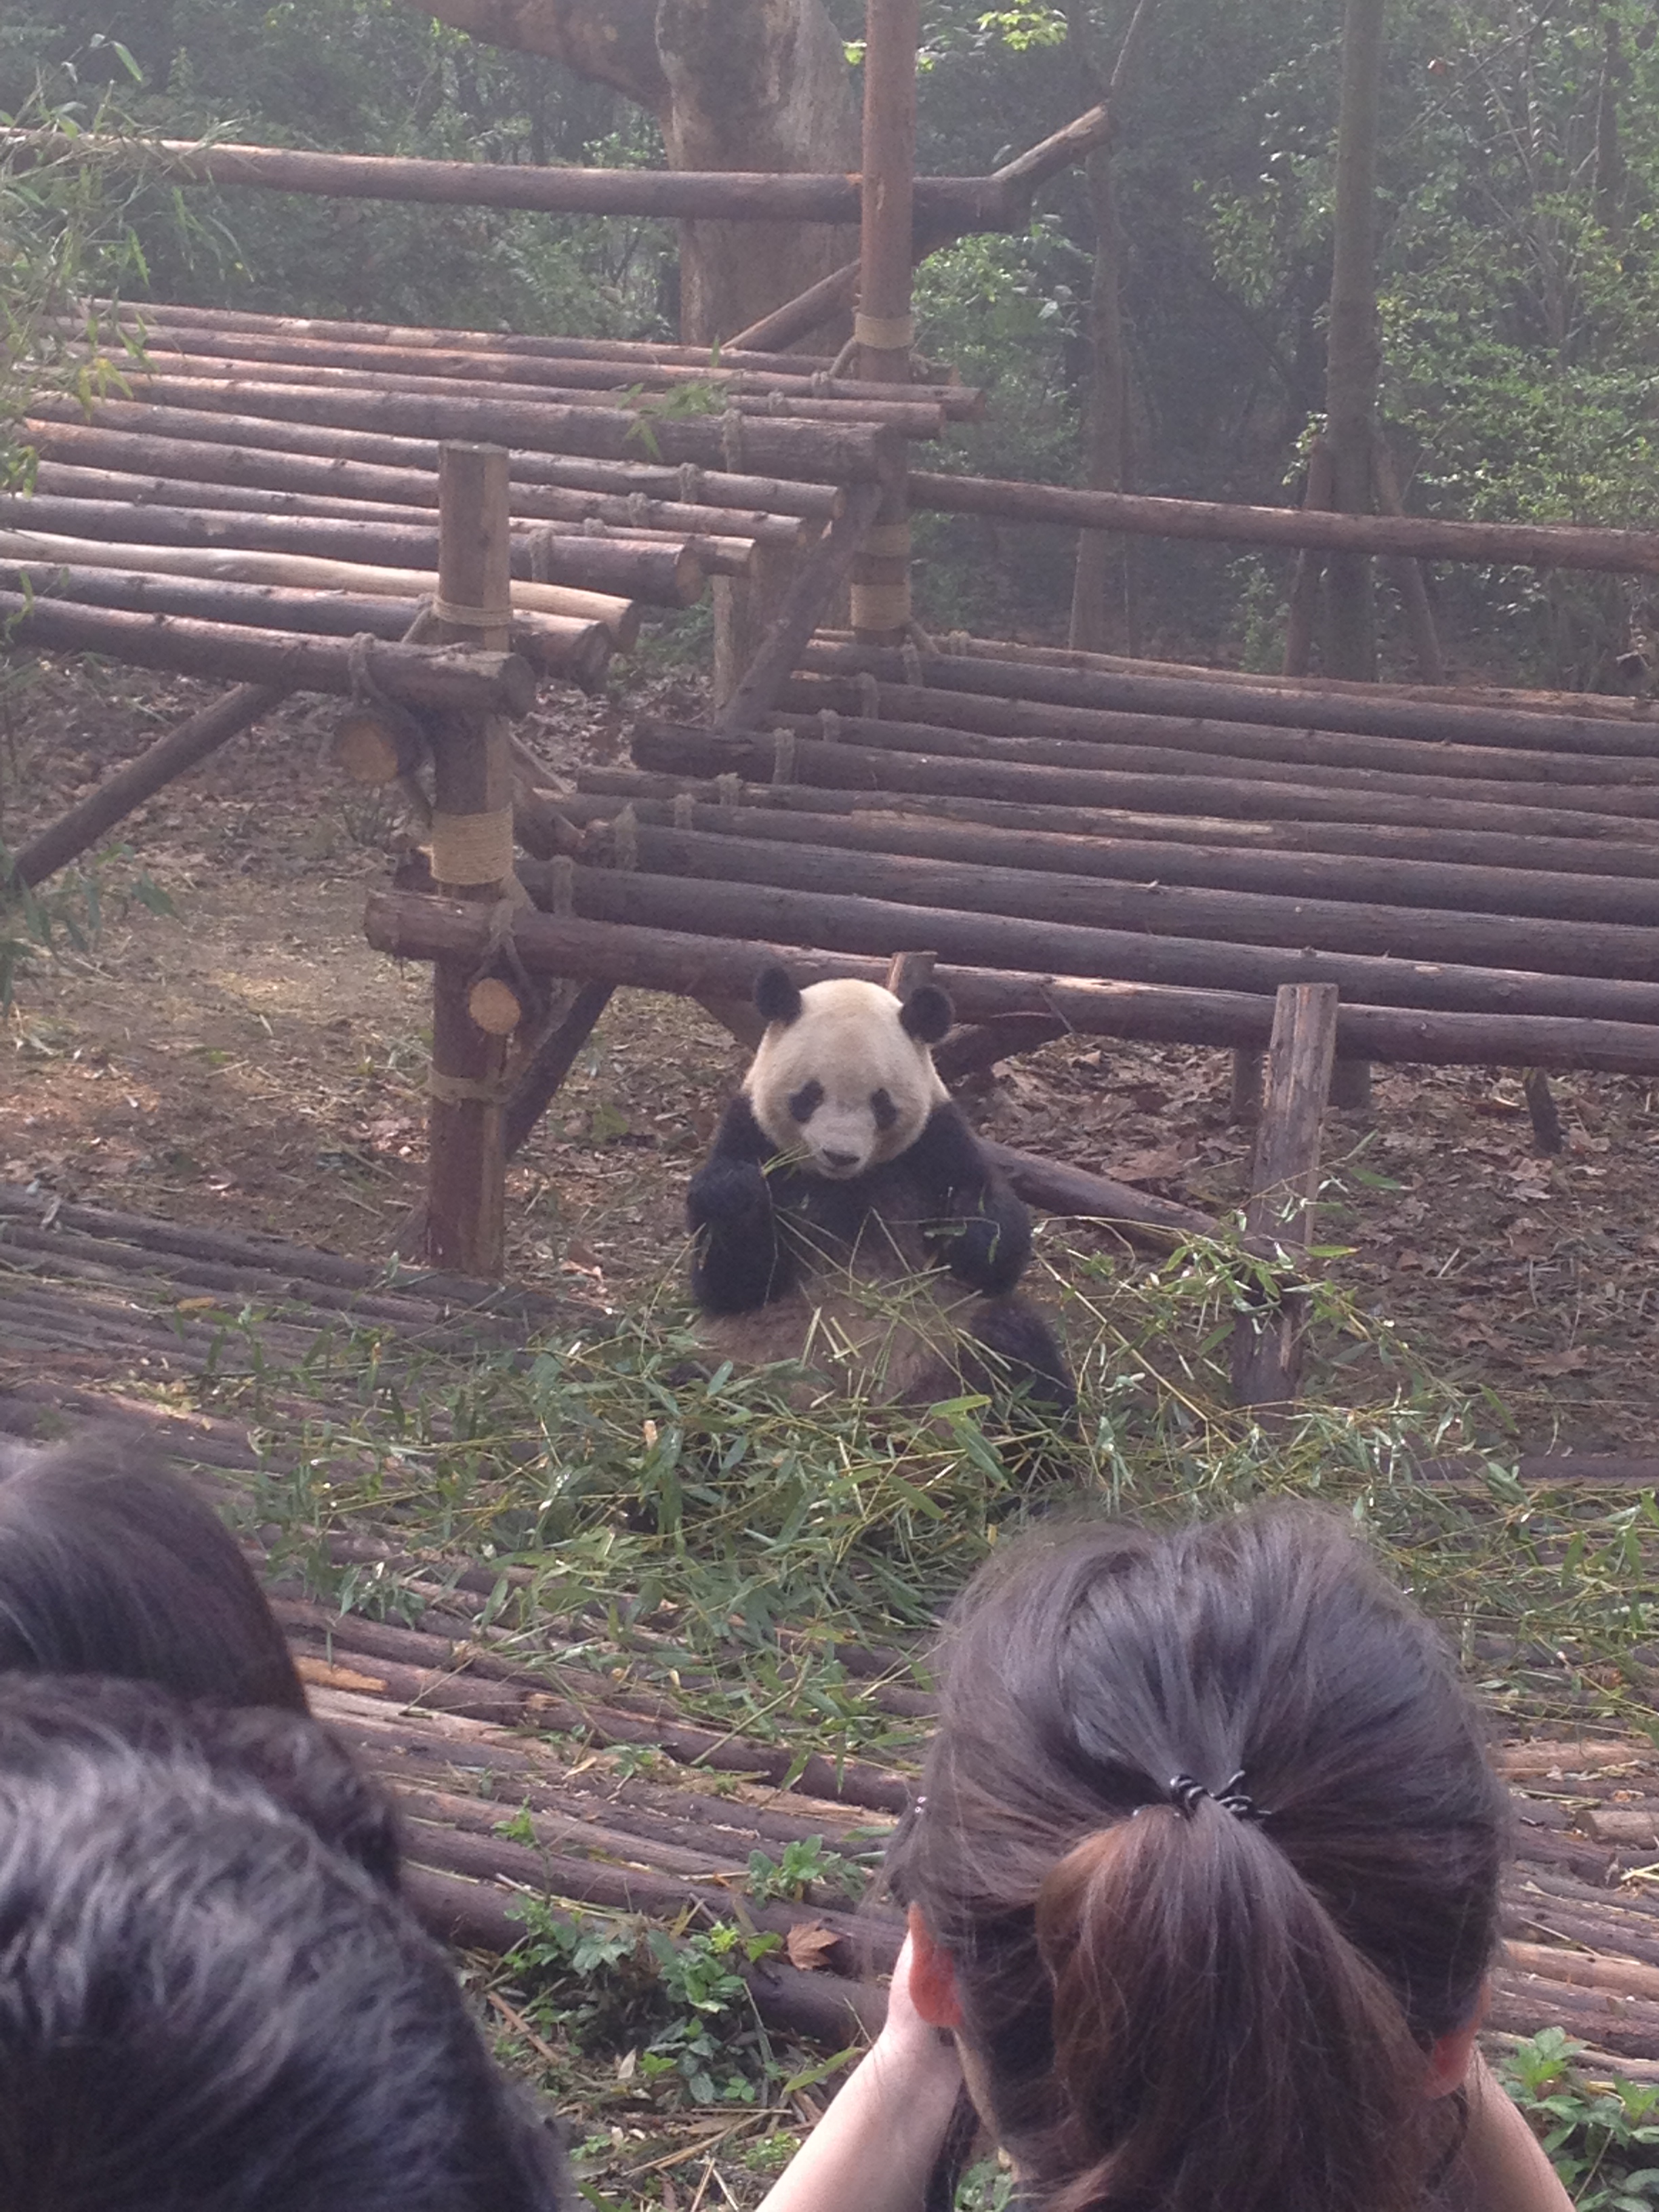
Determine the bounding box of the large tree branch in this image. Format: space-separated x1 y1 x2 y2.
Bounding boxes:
398 0 668 110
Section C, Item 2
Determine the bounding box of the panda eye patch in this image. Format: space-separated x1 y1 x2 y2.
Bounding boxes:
787 1080 825 1124
870 1088 899 1131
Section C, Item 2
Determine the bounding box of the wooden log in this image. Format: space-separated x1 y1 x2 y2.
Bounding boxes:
361 893 1659 1074
81 294 841 377
905 469 1659 578
796 643 1659 760
853 0 921 642
1283 437 1333 678
503 981 615 1157
564 792 1659 931
819 625 1650 722
3 682 283 890
632 720 1659 846
424 443 514 1278
0 592 534 714
1372 436 1445 684
580 815 1659 983
933 1013 1068 1081
39 396 843 518
110 375 907 484
577 766 1659 880
0 560 611 687
1524 1068 1565 1154
979 1140 1225 1254
781 679 1659 789
89 314 982 421
123 352 951 438
332 701 428 786
26 415 811 545
0 504 651 628
523 854 1659 1024
1 132 1008 226
1229 983 1340 1414
716 482 886 733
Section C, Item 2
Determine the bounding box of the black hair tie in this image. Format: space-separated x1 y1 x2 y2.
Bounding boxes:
1168 1770 1267 1823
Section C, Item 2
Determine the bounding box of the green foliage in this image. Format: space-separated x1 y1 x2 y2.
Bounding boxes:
0 842 175 1012
744 1835 863 1906
1499 2030 1659 2212
504 1900 781 2109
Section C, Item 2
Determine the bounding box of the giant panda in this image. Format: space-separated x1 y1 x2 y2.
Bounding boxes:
686 964 1075 1416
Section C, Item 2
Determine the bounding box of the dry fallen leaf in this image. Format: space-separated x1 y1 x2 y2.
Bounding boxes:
1528 1347 1591 1376
785 1923 840 1972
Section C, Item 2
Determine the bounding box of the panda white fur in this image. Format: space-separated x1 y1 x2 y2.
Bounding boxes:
687 966 1075 1414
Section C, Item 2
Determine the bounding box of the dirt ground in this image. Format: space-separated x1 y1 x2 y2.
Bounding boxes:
4 653 1658 1450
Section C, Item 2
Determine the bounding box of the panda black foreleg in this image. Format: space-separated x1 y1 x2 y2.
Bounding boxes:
961 1296 1078 1421
906 1105 1035 1295
687 1099 796 1315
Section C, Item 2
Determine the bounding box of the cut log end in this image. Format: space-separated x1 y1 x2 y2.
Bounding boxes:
332 703 428 787
466 975 527 1038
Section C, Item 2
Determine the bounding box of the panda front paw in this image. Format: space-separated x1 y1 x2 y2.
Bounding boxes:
926 1212 1025 1293
689 1158 774 1233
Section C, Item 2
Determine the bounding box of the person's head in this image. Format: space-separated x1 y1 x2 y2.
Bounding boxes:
887 1505 1510 2212
0 1691 566 2212
0 1429 306 1712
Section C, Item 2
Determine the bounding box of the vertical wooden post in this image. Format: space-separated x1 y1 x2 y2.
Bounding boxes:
852 0 920 649
1282 436 1334 679
424 441 515 1276
1229 983 1340 1419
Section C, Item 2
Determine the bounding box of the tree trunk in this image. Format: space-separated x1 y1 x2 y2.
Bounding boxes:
388 0 859 348
1322 0 1386 682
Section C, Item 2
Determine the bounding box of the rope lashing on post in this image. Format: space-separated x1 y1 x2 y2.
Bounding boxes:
429 808 515 888
720 410 747 474
677 463 704 504
771 729 798 786
627 491 651 526
672 790 695 831
430 596 510 631
715 773 742 810
853 311 916 352
427 1067 512 1106
609 803 639 875
819 708 842 742
900 638 924 687
855 670 880 720
850 579 912 632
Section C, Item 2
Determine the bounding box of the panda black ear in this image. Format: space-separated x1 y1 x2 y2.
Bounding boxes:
899 984 953 1046
754 964 803 1027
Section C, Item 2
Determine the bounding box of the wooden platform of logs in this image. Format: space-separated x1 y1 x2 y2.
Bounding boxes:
6 1195 1659 2074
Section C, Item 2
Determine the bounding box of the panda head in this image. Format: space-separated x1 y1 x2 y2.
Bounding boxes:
743 966 952 1181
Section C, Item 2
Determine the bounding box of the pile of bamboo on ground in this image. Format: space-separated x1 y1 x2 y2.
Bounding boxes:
3 299 964 710
441 627 1659 1078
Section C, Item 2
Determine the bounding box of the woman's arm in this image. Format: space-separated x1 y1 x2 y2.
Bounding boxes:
1454 2051 1576 2212
756 1936 967 2212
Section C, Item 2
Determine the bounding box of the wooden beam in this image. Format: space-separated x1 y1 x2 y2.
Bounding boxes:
361 893 1659 1075
4 684 283 889
715 483 887 733
1229 983 1340 1415
503 983 615 1158
906 469 1659 577
0 592 533 715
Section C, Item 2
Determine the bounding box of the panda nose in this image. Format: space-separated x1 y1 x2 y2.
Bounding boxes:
821 1147 861 1172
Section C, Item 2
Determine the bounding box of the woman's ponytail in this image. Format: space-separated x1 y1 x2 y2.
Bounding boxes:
1033 1802 1438 2212
888 1508 1507 2212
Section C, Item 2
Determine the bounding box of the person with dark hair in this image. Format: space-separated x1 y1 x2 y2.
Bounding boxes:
759 1507 1574 2212
0 1429 307 1712
0 1684 568 2212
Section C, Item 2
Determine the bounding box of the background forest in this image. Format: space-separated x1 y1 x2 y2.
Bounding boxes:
1 0 1655 682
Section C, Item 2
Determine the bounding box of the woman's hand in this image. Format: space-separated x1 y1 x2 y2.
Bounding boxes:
756 1933 968 2212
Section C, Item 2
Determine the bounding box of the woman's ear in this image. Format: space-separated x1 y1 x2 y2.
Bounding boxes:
1425 1978 1488 2098
906 1904 963 2030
